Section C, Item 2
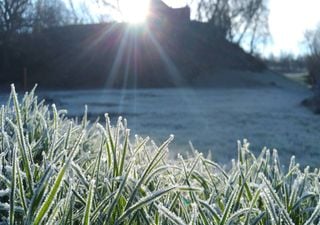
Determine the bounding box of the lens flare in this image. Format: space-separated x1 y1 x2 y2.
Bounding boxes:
120 0 150 23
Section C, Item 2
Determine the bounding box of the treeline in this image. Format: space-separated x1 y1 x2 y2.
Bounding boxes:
305 26 320 90
0 0 101 35
0 21 266 89
299 25 320 113
0 0 269 89
0 0 95 88
0 0 271 53
264 53 307 73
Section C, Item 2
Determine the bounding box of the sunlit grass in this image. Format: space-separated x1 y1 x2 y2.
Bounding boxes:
0 85 319 224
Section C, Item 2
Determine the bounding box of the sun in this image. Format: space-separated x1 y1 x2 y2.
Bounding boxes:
119 0 150 24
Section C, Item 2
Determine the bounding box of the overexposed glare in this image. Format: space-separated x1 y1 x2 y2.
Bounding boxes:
80 0 320 55
268 0 320 55
120 0 150 23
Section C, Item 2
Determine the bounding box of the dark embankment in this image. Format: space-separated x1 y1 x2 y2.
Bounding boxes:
0 22 265 89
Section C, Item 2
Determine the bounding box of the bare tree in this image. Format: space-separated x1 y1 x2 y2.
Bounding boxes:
196 0 270 53
32 0 71 31
305 27 320 58
305 26 320 93
0 0 32 37
0 0 73 35
67 0 98 24
98 0 119 10
0 0 33 71
95 0 130 22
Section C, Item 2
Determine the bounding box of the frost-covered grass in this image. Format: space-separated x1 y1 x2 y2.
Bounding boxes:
0 85 320 225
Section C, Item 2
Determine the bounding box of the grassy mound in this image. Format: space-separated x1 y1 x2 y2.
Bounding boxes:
0 85 319 225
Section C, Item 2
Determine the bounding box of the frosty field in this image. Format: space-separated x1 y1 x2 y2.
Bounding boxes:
16 84 318 167
0 85 320 224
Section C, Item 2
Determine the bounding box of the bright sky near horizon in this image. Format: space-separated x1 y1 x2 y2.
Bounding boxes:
168 0 320 56
267 0 320 56
86 0 320 56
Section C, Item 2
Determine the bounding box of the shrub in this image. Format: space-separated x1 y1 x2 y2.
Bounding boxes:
306 26 320 94
0 85 319 224
303 26 320 113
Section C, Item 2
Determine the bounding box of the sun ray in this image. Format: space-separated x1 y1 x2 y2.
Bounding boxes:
105 28 130 88
145 28 187 86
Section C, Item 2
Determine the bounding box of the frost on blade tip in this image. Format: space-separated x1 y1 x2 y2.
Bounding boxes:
0 202 10 210
231 159 236 167
241 139 250 150
0 189 10 197
10 84 15 92
289 156 296 170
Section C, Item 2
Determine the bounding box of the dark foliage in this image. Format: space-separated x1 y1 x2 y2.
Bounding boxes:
0 21 266 89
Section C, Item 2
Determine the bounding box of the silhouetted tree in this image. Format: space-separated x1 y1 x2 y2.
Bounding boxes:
305 26 320 94
66 0 101 24
196 0 270 53
0 0 32 38
0 0 80 36
264 53 307 73
0 0 33 73
95 0 121 22
32 0 71 31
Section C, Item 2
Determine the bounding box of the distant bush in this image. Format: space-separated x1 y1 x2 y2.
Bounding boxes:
305 26 320 92
302 26 320 113
0 85 319 224
304 55 320 113
264 53 307 73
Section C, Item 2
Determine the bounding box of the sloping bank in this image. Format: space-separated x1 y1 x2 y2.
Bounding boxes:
1 22 266 89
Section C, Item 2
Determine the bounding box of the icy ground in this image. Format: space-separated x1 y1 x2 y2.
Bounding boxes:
1 80 319 167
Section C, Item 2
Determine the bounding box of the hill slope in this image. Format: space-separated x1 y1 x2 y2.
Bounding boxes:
1 22 266 89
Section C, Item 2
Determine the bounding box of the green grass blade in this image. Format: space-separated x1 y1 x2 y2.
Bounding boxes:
82 179 95 225
16 157 27 212
157 203 187 225
105 162 133 223
10 145 17 225
116 186 178 224
32 133 82 225
11 84 34 194
125 135 174 210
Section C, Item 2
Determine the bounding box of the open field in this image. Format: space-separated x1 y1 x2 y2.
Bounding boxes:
1 71 316 167
0 85 319 224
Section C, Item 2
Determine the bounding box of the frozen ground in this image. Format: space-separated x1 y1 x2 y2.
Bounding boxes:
34 88 320 167
0 72 319 167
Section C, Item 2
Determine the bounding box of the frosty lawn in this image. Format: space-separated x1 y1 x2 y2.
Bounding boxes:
0 85 319 224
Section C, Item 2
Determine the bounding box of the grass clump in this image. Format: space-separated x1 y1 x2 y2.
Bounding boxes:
0 85 319 225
